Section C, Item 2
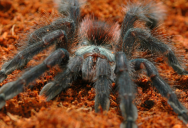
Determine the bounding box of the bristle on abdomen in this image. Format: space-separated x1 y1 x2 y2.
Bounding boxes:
79 18 120 45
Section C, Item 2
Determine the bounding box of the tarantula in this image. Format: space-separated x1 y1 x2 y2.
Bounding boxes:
0 0 188 127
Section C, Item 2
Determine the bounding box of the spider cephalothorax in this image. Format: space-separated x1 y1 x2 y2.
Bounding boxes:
0 0 188 128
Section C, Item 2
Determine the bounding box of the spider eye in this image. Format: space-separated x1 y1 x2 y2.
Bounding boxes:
81 40 90 46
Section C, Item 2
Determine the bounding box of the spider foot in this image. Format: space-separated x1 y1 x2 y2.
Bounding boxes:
0 81 23 100
40 56 83 101
0 61 12 83
168 92 188 125
178 112 188 126
0 71 7 83
170 63 188 75
94 94 110 112
120 99 138 128
0 94 5 109
39 82 64 101
181 70 188 75
0 81 24 109
120 121 137 128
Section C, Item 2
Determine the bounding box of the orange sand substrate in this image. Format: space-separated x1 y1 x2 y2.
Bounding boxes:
1 0 188 127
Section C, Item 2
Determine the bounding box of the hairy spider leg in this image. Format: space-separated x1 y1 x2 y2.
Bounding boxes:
0 30 69 83
94 58 112 112
115 52 138 128
29 0 80 46
39 56 83 101
123 28 187 75
119 2 187 75
28 18 75 47
0 0 80 83
0 0 80 109
0 48 69 109
39 0 84 101
130 58 188 125
119 1 163 49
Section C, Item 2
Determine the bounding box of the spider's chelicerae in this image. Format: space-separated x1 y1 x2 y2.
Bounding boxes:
0 0 188 127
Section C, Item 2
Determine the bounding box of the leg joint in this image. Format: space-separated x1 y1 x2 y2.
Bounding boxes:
42 30 65 46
